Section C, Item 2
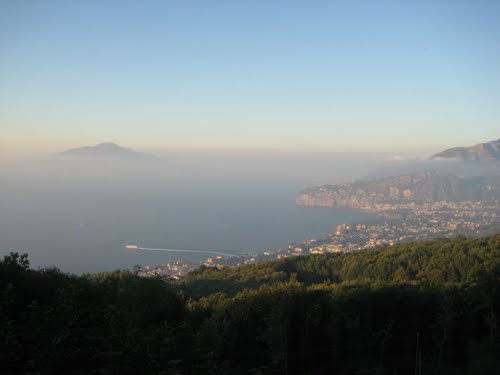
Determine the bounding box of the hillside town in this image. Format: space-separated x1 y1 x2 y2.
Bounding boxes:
136 200 499 279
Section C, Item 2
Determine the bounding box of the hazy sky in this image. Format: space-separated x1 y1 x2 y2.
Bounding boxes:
1 0 499 156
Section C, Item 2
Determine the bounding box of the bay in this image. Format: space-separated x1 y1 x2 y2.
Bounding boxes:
0 151 388 273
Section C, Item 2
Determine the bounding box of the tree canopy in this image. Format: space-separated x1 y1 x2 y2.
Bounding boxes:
1 234 499 374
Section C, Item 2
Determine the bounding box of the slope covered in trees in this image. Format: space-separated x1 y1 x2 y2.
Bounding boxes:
1 235 499 374
182 235 500 297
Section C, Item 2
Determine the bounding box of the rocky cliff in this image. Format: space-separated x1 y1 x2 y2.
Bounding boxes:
296 170 496 209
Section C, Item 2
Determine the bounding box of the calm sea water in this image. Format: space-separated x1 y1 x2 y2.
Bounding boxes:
0 152 392 273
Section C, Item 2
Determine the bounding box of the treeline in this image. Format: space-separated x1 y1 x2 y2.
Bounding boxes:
183 235 500 296
1 235 499 374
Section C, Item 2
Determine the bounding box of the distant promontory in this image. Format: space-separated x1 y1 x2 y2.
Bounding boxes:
296 170 499 210
58 142 154 159
431 138 500 161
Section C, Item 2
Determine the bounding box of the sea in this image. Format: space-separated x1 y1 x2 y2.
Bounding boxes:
0 151 410 273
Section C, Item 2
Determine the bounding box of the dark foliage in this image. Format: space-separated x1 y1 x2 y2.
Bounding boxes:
1 234 499 374
182 235 500 296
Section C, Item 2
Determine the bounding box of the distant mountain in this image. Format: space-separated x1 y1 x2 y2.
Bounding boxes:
296 170 498 209
58 142 154 159
431 139 500 161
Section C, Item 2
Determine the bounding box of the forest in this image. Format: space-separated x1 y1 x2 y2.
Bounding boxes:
1 235 499 374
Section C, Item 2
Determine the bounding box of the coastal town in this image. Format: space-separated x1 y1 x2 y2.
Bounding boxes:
136 199 499 279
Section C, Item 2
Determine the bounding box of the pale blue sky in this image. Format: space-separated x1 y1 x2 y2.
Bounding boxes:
1 0 499 155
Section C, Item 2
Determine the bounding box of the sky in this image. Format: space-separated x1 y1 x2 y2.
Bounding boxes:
1 0 499 157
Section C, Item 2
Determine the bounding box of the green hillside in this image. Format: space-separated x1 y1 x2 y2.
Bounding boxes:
182 235 500 297
1 235 499 374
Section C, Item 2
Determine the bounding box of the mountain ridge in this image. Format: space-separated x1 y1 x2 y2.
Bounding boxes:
431 138 500 161
296 170 498 209
57 142 154 159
